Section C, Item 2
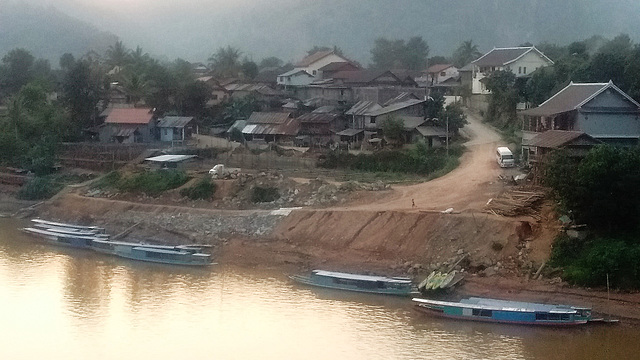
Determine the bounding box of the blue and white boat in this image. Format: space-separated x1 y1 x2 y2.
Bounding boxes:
91 239 213 266
31 219 106 233
291 270 416 296
413 297 592 326
21 227 100 249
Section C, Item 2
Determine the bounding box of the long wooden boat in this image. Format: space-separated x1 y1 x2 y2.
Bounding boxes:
21 227 101 249
291 270 416 296
31 219 106 233
413 297 592 326
31 224 109 238
91 239 213 266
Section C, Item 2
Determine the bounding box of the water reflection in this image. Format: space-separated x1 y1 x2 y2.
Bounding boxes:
1 218 639 360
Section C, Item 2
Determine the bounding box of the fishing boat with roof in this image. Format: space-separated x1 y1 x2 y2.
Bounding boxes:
91 238 213 266
31 219 106 233
413 297 592 326
290 270 416 296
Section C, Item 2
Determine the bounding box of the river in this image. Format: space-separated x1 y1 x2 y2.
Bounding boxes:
1 218 638 360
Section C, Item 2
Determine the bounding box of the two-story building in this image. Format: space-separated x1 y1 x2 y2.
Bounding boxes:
277 50 352 87
461 46 554 95
521 81 640 159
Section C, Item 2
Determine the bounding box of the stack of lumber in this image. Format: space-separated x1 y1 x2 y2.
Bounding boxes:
484 190 545 216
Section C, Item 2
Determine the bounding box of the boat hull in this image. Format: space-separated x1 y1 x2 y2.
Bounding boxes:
290 274 416 296
92 240 213 266
414 305 588 326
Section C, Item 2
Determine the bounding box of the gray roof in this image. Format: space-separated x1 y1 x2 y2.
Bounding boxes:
345 101 382 116
157 116 193 128
312 105 337 114
472 46 553 67
520 81 640 117
383 92 420 106
247 112 291 124
145 155 196 163
297 112 338 124
336 128 364 136
228 120 247 133
528 130 601 148
416 125 448 137
367 99 425 117
278 68 313 77
396 116 426 130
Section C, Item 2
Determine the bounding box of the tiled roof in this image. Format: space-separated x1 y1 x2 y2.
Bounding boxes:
318 61 359 72
472 47 553 67
247 112 291 124
105 108 154 124
528 130 600 148
157 116 193 128
520 81 640 117
296 50 335 67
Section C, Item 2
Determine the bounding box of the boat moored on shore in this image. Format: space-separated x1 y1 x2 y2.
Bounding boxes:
91 239 213 266
413 297 592 326
291 270 416 296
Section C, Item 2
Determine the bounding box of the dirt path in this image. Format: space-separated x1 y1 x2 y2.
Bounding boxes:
339 110 505 212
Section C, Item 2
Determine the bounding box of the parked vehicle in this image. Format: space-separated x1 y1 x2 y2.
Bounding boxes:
496 147 515 168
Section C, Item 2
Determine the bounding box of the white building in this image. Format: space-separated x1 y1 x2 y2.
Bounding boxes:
277 50 351 86
467 46 554 94
277 69 315 87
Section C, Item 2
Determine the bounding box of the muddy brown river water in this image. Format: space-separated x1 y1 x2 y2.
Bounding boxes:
1 218 638 359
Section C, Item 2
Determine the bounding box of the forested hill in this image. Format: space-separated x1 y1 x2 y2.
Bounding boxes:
0 2 118 65
2 0 640 65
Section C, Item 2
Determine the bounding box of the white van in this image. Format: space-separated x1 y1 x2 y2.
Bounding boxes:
496 147 515 168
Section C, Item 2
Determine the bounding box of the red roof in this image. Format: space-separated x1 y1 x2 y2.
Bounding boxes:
427 64 454 73
296 50 335 67
105 108 154 124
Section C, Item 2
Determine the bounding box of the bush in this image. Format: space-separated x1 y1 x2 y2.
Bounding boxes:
180 178 216 200
115 170 190 196
251 186 279 203
17 176 62 200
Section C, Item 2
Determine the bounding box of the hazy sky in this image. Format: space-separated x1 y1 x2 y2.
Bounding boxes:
10 0 640 65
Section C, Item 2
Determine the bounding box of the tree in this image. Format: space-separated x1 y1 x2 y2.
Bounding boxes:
180 81 211 117
259 57 283 69
451 40 482 68
428 56 449 66
381 116 405 146
61 60 104 128
403 36 429 70
105 40 130 68
0 48 35 95
425 92 445 119
370 37 407 69
484 70 519 128
208 46 242 77
241 59 259 79
59 53 75 70
120 71 150 104
441 102 468 134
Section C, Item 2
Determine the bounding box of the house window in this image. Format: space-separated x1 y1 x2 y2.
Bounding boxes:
340 89 345 96
518 67 522 74
440 71 446 76
523 67 527 74
212 94 218 100
370 117 376 124
279 76 283 82
312 70 317 75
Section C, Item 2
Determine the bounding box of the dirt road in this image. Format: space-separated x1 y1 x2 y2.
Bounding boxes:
342 110 507 212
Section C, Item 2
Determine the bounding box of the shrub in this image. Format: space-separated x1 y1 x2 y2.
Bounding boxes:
180 178 216 200
17 176 62 200
251 186 279 203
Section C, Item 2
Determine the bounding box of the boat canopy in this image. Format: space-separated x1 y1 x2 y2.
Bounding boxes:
412 298 579 314
313 270 412 284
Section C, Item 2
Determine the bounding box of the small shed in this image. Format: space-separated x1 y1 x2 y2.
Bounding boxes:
157 116 195 143
144 154 197 169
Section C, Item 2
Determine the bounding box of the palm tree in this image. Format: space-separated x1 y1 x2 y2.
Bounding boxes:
208 46 242 77
130 46 151 70
452 40 482 68
120 72 150 104
105 41 130 69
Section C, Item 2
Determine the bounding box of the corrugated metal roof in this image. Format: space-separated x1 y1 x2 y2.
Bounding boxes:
383 92 420 106
367 99 425 117
396 116 426 130
112 127 137 137
473 47 553 67
145 155 196 163
345 101 382 116
296 50 335 67
336 128 364 137
228 120 247 133
416 125 448 137
312 106 337 114
157 116 193 128
247 112 291 124
521 82 640 117
278 68 313 77
318 61 360 72
528 130 600 148
242 118 299 136
105 108 154 124
332 69 404 85
297 113 338 124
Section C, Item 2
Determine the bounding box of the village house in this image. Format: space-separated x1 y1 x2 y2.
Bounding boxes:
317 61 360 79
361 98 426 132
296 110 345 147
279 50 352 81
242 112 299 144
424 64 459 86
197 76 231 106
157 116 196 143
520 81 640 152
101 108 155 143
277 69 315 87
460 46 554 95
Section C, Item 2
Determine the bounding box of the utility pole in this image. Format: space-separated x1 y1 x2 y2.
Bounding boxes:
446 114 449 157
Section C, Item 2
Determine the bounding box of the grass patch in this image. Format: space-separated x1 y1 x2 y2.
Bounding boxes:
180 178 216 200
550 234 640 289
94 170 190 197
251 186 279 203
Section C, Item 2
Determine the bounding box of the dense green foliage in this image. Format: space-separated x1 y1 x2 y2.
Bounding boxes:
180 178 217 200
17 176 63 200
319 144 463 176
544 145 640 289
95 170 190 197
370 36 429 70
550 235 640 289
251 186 280 203
380 116 405 145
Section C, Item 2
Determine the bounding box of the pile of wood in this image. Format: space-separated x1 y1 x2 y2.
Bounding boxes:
484 190 545 216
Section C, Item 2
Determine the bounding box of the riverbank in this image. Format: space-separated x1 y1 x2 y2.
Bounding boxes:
24 191 640 324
